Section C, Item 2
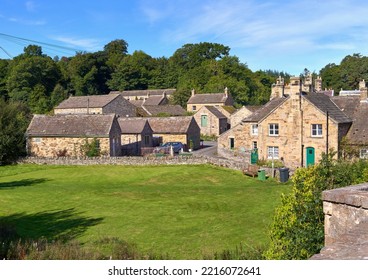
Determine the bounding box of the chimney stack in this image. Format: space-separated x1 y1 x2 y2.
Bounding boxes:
191 89 195 97
359 79 368 102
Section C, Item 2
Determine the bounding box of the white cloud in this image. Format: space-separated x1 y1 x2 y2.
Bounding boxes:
52 36 101 51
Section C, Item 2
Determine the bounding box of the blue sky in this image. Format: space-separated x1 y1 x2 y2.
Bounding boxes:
1 0 368 75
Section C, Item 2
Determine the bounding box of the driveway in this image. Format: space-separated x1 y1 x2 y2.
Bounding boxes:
192 141 220 158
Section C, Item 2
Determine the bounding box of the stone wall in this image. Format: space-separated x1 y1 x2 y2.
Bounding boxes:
312 183 368 259
19 155 249 171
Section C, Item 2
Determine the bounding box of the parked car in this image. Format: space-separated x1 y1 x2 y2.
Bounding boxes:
154 142 184 153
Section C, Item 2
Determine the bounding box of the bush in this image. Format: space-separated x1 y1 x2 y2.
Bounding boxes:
80 138 101 157
265 153 368 260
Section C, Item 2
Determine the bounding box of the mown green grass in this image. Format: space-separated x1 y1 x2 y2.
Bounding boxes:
0 164 290 259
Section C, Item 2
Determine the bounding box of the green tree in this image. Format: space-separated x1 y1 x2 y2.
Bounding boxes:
0 99 31 164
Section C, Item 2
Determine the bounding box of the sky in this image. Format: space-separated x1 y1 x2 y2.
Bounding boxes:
1 0 368 75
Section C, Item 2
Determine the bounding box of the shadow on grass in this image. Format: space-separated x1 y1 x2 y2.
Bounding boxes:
0 178 49 189
0 208 103 242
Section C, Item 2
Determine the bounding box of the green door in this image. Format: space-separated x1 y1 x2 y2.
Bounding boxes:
306 147 315 167
251 149 258 164
201 115 208 127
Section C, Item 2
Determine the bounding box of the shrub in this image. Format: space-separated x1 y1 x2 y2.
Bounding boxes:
80 138 101 157
265 153 368 260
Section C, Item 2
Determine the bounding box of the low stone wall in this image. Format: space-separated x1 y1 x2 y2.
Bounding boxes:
312 183 368 260
19 155 249 171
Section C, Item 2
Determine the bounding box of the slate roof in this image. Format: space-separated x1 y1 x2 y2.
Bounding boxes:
111 89 175 97
332 96 368 144
203 106 227 119
187 93 229 104
143 95 167 106
27 114 117 137
118 118 152 134
141 105 187 116
243 97 289 122
244 105 262 112
146 116 195 134
129 99 145 107
303 92 352 123
55 94 120 109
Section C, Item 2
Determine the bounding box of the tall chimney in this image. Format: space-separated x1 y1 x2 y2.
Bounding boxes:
359 79 367 102
224 87 228 97
191 89 195 97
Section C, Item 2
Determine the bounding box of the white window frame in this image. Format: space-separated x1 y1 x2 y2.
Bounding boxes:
269 123 279 136
268 146 279 159
311 124 323 137
251 124 258 135
360 148 368 159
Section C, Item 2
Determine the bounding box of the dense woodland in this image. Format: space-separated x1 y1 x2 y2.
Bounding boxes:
1 39 368 164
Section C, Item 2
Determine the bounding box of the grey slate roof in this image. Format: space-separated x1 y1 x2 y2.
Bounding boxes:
55 94 120 109
204 106 227 119
143 95 167 106
27 114 117 137
332 96 368 144
118 118 152 134
146 116 195 134
141 105 187 116
187 93 229 104
243 97 289 122
304 92 352 123
111 89 175 97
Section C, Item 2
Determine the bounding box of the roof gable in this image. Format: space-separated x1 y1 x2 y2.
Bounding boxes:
55 94 120 109
118 118 152 134
27 114 117 137
198 106 227 119
187 93 228 104
243 97 289 123
303 93 352 123
142 105 187 116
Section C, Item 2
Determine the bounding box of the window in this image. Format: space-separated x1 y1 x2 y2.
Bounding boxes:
144 135 150 145
192 105 197 111
269 123 279 136
360 149 368 159
252 141 258 150
32 138 41 143
229 138 235 149
251 124 258 135
201 115 208 127
268 146 279 159
311 124 323 137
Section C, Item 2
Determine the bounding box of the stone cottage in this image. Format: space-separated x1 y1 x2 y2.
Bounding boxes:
145 116 201 150
54 94 137 117
230 106 261 128
218 76 353 168
26 114 122 157
118 118 153 156
193 106 228 137
186 88 234 112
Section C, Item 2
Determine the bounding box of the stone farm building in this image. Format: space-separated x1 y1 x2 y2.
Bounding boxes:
118 118 153 156
218 75 368 169
186 88 234 112
26 114 122 157
193 106 228 137
145 116 201 150
54 94 137 117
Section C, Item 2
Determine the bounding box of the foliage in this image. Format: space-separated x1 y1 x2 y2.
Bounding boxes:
0 99 31 165
265 153 368 259
80 138 101 157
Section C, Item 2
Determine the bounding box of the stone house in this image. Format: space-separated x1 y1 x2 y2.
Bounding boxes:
230 106 261 128
218 76 353 169
186 88 234 112
26 114 122 157
54 94 137 117
118 118 153 156
193 106 228 137
111 89 175 102
331 80 368 158
145 116 201 150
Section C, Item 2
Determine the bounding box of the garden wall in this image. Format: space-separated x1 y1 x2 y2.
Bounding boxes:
19 156 249 171
312 183 368 260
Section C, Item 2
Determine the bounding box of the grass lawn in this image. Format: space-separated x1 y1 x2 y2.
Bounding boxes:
0 164 290 259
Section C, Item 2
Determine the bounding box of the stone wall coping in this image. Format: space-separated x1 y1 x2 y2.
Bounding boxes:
322 183 368 209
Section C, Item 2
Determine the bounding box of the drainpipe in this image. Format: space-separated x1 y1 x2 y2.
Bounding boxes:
299 76 304 167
